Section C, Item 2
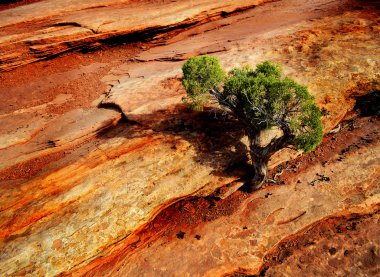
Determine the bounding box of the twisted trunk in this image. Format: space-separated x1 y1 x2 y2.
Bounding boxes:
246 128 290 192
249 153 269 191
209 88 292 191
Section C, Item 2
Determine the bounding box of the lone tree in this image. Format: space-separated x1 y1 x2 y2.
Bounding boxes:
182 55 323 191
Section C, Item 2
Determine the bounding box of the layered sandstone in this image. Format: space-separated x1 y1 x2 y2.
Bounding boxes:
90 117 380 276
0 0 273 72
0 0 379 276
103 3 379 132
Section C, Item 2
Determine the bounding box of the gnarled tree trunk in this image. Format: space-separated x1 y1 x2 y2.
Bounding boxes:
248 144 270 192
246 128 290 192
250 155 269 191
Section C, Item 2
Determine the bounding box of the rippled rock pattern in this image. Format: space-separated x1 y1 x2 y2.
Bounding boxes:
0 0 272 72
0 0 379 276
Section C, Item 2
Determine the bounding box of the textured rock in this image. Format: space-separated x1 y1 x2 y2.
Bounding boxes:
101 61 183 124
103 3 380 132
0 108 121 171
0 0 273 72
0 94 73 150
0 118 243 276
257 127 284 148
0 0 132 27
0 0 379 276
261 212 380 276
82 117 380 276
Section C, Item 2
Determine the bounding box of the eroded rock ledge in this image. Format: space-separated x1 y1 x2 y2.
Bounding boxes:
0 0 273 72
0 0 379 276
68 115 380 276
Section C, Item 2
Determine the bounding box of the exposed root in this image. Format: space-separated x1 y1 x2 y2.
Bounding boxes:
267 161 301 185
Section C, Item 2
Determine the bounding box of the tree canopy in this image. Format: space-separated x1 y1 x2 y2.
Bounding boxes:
182 55 323 190
182 55 225 111
182 56 323 151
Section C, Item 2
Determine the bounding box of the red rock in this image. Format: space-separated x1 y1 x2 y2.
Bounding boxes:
0 0 379 276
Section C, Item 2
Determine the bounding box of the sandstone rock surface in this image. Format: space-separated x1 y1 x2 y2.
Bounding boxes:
0 108 121 171
0 0 379 276
61 116 379 276
102 2 380 132
262 211 380 277
0 0 272 72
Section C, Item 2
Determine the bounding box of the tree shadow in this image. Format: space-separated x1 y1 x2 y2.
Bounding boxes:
98 104 253 187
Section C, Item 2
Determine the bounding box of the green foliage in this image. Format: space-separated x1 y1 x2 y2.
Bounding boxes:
290 102 324 152
181 55 323 153
222 62 322 152
182 55 225 110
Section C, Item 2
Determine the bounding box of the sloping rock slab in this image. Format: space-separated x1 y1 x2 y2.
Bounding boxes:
0 1 379 276
85 136 380 276
0 108 121 171
0 0 272 71
101 7 380 132
0 121 241 276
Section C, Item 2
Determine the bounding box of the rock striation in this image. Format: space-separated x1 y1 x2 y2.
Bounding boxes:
88 118 380 276
0 0 379 276
102 2 379 132
0 0 273 72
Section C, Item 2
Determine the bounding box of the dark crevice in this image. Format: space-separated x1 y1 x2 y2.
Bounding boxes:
53 22 83 28
53 22 98 34
107 3 262 45
102 21 200 46
354 90 380 116
98 102 142 126
0 0 41 5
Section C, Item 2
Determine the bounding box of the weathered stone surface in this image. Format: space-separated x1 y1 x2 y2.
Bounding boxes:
0 0 273 72
103 3 380 132
0 108 121 171
0 0 132 27
261 212 380 276
0 94 73 149
257 127 284 148
0 0 379 276
101 61 183 123
86 122 380 276
0 120 242 276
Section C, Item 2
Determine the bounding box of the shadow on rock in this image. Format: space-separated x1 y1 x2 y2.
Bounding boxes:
354 90 380 117
98 103 253 185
